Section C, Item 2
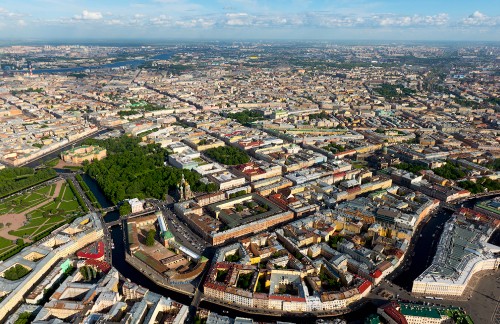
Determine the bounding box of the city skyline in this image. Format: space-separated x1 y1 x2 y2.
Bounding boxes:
1 0 500 41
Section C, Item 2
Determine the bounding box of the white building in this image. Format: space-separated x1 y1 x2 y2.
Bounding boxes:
127 198 144 214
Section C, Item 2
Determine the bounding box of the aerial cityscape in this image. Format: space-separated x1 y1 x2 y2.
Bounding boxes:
0 1 499 324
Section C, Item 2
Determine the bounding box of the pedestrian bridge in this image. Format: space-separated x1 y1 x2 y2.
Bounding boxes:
101 206 119 212
106 220 122 227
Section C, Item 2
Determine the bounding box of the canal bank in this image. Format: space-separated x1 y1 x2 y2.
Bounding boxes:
392 195 500 290
23 128 111 168
83 173 499 321
391 207 454 289
22 51 175 74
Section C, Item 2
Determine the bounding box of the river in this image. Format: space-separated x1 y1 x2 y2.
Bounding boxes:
24 129 111 168
27 51 175 74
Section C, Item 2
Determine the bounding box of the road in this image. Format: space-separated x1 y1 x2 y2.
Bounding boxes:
375 269 500 323
159 204 208 254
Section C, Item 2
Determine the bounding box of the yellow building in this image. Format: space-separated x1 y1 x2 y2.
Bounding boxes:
61 145 107 164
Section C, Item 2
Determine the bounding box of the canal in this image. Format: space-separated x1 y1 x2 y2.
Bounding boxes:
392 208 454 289
82 173 377 322
24 128 111 168
82 174 500 321
392 194 500 290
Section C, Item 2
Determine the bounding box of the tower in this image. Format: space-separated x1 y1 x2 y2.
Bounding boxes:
177 182 184 201
184 181 192 200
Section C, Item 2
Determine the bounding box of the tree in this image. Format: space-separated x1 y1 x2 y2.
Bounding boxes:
6 223 11 228
205 146 250 165
14 312 32 324
145 229 156 246
4 264 30 280
119 202 132 216
83 136 213 204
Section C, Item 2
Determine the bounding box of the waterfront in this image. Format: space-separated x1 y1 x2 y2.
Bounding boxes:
26 51 175 74
24 128 111 168
392 207 454 289
82 175 499 322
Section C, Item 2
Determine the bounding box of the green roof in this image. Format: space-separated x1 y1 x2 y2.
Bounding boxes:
364 314 381 324
162 230 174 240
400 304 442 319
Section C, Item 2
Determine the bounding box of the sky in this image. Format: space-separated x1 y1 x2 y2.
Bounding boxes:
1 0 500 41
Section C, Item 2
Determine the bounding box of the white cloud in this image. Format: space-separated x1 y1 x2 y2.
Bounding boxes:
373 13 449 27
461 11 500 26
74 10 103 20
225 13 252 26
105 19 123 26
0 7 23 19
175 18 215 28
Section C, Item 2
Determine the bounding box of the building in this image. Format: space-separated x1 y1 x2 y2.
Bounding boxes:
127 198 144 213
412 216 500 296
61 145 106 164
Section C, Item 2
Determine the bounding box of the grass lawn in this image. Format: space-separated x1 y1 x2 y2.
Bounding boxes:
9 227 39 238
45 216 65 224
26 209 44 218
25 217 49 227
1 181 85 242
48 184 56 196
63 166 83 171
24 192 45 203
0 205 11 214
58 200 80 211
5 191 47 214
10 198 45 214
0 245 15 255
61 185 75 201
35 184 53 196
32 223 59 237
0 237 13 249
44 158 60 168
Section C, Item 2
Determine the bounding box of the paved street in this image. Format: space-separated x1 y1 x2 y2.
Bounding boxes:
160 205 208 254
376 269 500 323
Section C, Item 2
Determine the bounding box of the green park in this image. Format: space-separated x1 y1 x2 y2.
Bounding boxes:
0 178 86 260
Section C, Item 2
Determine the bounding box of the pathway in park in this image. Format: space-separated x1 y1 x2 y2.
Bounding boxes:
0 180 64 241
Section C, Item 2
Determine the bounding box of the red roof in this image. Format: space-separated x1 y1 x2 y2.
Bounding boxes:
77 241 105 260
347 186 361 194
269 295 306 302
358 280 372 294
370 270 382 278
85 259 111 273
382 304 407 324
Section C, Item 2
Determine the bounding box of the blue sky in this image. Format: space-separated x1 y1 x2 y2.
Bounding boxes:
1 0 499 41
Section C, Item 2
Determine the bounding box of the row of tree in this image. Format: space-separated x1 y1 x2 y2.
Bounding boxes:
75 174 101 208
0 168 57 198
66 179 89 213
